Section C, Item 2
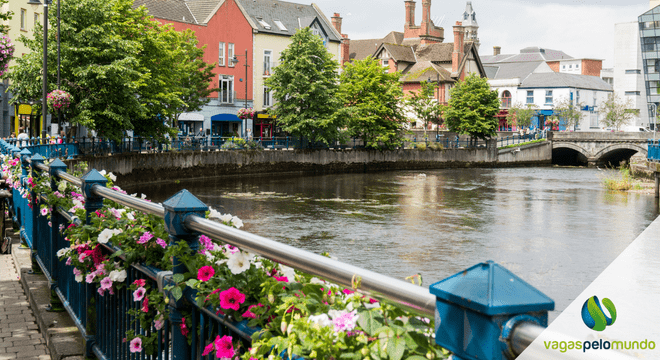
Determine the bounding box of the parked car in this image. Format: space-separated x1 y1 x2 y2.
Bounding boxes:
622 126 648 132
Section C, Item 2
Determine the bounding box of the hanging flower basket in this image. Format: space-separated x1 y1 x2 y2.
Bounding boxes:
237 107 255 120
0 35 15 77
47 89 72 112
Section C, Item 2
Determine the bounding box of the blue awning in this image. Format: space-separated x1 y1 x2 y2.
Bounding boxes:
211 114 241 122
538 110 555 116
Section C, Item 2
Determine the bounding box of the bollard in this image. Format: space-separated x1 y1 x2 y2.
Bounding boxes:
162 189 208 360
429 260 554 360
80 169 108 356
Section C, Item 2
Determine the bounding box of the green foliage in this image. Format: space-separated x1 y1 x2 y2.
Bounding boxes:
444 74 499 140
602 167 633 191
8 0 214 140
406 81 445 136
497 138 546 149
599 93 636 131
506 102 538 129
0 0 12 34
553 96 584 130
339 57 409 149
264 28 344 146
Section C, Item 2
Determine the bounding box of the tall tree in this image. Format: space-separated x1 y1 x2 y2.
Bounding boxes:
8 0 215 140
264 28 344 146
599 93 636 131
405 80 444 139
506 102 538 130
553 96 584 130
339 57 408 149
444 73 499 141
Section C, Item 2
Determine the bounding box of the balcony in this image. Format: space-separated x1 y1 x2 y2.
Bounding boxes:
218 90 236 105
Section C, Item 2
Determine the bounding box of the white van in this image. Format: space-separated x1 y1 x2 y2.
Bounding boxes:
622 126 648 132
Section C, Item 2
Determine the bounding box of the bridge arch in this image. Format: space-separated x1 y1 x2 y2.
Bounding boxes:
552 143 592 159
551 143 591 165
592 143 647 167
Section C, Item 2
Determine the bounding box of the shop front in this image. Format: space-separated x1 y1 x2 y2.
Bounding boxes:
178 113 205 136
210 114 242 137
253 113 283 138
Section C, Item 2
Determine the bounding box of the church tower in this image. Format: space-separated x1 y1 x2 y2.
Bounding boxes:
462 2 480 50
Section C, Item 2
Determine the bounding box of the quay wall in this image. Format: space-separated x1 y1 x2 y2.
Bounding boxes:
67 145 500 186
497 141 553 166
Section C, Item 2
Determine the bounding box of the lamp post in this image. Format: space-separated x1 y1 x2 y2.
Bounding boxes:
232 49 250 138
29 0 61 139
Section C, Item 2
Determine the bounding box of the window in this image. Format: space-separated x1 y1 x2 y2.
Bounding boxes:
526 90 534 104
263 86 273 107
382 59 389 67
562 65 566 69
576 64 579 69
228 43 235 67
501 90 511 108
569 65 572 69
625 69 641 74
273 20 287 31
218 42 225 67
545 90 553 105
34 13 39 28
20 9 26 31
590 113 598 128
257 18 271 30
219 75 234 104
625 91 641 96
263 50 272 76
576 90 580 105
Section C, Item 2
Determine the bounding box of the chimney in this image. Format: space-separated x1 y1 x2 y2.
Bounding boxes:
421 0 431 36
452 21 465 76
331 13 342 34
493 46 501 56
341 35 350 67
404 0 416 29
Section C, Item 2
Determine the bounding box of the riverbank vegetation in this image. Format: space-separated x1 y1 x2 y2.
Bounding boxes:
498 139 546 150
601 166 652 192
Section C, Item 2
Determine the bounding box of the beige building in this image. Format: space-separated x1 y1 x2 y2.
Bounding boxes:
2 0 42 67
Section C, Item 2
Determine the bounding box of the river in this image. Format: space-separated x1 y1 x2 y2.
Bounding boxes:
132 167 658 322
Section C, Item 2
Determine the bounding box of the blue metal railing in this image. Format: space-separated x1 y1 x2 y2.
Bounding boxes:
0 139 572 360
648 139 660 161
496 132 546 148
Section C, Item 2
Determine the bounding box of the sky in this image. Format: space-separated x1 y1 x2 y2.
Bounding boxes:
313 0 650 68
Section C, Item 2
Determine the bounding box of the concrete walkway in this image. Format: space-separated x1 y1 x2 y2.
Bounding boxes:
0 250 50 360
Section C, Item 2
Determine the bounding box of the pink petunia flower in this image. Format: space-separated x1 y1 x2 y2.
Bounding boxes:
141 297 149 313
197 266 215 282
219 287 245 311
137 232 153 244
180 317 189 337
100 277 113 290
214 335 234 358
133 287 146 302
242 305 260 319
156 238 167 248
133 279 146 287
129 337 142 353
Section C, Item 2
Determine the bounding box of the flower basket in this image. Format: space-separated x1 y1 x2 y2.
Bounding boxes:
0 35 15 77
47 89 72 113
237 107 255 120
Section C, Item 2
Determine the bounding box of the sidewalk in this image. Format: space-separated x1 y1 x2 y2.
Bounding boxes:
0 242 50 360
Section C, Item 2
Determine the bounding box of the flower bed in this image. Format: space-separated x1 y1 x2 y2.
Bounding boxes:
1 154 447 360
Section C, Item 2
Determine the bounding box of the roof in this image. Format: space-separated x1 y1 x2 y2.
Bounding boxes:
415 43 454 62
484 61 548 80
380 43 416 63
401 61 453 83
519 72 613 91
134 0 198 24
349 31 406 62
236 0 341 42
481 47 573 64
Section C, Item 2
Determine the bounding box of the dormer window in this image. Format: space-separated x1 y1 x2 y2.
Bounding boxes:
273 20 287 31
257 17 271 30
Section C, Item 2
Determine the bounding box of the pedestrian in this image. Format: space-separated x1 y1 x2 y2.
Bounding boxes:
17 127 29 147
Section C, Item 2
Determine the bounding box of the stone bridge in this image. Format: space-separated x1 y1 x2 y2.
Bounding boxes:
549 132 651 166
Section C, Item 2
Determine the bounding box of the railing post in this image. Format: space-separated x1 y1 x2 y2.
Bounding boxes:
162 190 208 360
429 260 554 360
48 159 67 312
29 154 45 275
19 149 32 250
80 169 108 356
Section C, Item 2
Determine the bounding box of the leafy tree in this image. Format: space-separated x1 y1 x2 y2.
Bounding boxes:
264 28 344 146
444 73 499 141
553 96 584 130
506 102 538 130
599 93 636 130
339 57 408 149
405 80 444 139
0 0 13 34
8 0 215 140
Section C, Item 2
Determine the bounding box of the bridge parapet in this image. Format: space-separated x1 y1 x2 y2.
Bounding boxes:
549 132 649 167
549 131 651 141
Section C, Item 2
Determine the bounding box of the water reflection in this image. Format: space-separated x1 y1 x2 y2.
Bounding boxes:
132 168 658 322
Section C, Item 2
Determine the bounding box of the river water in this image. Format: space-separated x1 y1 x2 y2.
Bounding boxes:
134 167 658 322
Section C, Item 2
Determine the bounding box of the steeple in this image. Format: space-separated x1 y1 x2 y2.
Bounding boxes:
462 2 480 50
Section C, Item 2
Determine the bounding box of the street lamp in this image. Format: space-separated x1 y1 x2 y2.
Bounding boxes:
232 49 250 138
30 0 61 139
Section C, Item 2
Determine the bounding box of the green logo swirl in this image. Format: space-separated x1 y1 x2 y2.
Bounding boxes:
581 296 617 331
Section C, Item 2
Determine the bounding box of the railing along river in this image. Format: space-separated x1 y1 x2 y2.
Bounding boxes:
0 138 634 360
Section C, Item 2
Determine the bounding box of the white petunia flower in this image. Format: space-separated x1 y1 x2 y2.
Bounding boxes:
208 208 222 220
280 265 296 282
219 213 233 223
57 181 67 192
74 274 83 283
108 172 117 182
231 216 243 229
308 314 333 329
56 248 68 257
98 228 116 244
126 212 135 221
99 170 107 176
227 251 251 274
109 270 127 283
